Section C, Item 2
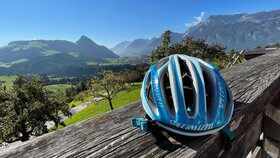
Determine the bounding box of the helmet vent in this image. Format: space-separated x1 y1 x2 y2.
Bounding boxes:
202 67 216 120
161 69 175 117
156 57 169 69
178 57 195 116
145 72 157 113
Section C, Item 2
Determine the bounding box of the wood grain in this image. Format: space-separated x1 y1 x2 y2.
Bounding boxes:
1 50 280 158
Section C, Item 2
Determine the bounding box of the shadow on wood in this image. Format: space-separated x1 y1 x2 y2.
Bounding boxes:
1 50 280 158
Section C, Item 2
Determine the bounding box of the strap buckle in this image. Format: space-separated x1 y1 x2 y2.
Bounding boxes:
220 127 235 151
131 117 149 132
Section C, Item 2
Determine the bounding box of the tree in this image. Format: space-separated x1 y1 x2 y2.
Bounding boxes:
65 86 79 102
0 76 70 142
135 63 149 78
204 43 226 59
266 42 280 48
151 31 227 68
120 70 141 86
77 81 87 92
13 74 27 87
91 70 128 110
163 30 171 49
151 30 172 63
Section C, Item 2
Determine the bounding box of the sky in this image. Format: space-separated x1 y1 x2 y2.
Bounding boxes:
0 0 280 48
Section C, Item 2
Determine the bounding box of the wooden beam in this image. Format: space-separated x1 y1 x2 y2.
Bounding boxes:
264 138 280 158
1 50 280 158
251 146 263 158
264 104 280 141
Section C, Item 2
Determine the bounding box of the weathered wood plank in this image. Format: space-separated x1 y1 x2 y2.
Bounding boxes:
264 104 280 141
1 50 280 158
264 138 280 158
251 146 263 158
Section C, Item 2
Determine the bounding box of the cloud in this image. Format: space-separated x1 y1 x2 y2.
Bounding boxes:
186 11 205 28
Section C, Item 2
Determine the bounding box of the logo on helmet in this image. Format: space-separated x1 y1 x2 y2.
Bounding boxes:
170 120 214 131
152 75 164 107
217 79 225 108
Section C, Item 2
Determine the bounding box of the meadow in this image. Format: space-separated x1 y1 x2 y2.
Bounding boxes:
0 76 17 87
0 75 74 92
61 83 141 127
45 84 73 92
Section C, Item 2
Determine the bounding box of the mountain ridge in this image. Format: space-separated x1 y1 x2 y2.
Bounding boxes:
112 32 184 56
0 35 119 75
0 35 118 61
185 9 280 50
113 9 280 56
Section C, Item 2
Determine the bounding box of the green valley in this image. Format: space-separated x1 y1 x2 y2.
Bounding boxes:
61 83 141 127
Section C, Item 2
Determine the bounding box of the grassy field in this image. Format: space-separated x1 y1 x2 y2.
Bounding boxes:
62 83 141 127
42 50 61 56
0 75 74 93
0 59 28 68
45 84 73 92
86 61 98 65
0 76 17 87
67 52 79 57
68 91 94 108
69 100 83 108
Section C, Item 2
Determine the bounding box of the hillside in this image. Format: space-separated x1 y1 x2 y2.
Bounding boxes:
186 10 280 50
0 36 119 75
113 9 280 56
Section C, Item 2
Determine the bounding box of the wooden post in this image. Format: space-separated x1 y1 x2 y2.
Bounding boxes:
226 50 244 68
263 103 280 158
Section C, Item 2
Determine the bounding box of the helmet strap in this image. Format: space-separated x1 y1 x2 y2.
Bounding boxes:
220 127 235 151
131 118 236 151
131 115 156 132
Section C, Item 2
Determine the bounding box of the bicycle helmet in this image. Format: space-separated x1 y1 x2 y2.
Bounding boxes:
141 54 234 136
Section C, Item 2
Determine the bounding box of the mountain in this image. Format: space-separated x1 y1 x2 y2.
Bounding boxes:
111 41 131 54
75 35 118 58
185 10 280 50
112 32 184 56
0 35 118 63
0 35 119 75
113 9 280 56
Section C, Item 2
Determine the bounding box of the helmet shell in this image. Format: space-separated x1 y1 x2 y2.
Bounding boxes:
141 54 234 136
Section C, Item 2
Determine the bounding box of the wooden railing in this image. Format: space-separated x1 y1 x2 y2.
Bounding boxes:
1 50 280 158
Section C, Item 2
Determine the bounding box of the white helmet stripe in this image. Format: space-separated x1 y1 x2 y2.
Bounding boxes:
185 56 207 123
168 55 179 113
178 55 199 118
168 55 179 114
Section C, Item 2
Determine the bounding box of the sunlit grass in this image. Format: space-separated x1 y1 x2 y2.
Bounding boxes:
0 59 28 68
61 83 141 127
42 50 61 56
0 76 17 87
45 84 73 92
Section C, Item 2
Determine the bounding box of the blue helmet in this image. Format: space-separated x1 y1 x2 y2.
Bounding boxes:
141 54 234 136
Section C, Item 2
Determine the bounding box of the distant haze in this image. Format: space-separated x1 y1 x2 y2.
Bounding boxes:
112 9 280 56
